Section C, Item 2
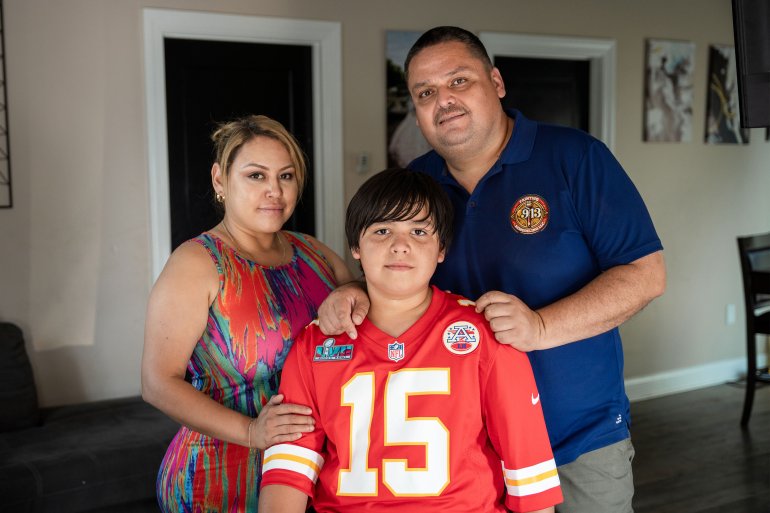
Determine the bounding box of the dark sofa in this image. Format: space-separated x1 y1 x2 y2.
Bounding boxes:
0 322 178 512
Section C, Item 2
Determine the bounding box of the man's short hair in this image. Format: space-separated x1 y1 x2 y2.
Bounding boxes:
345 168 454 252
404 26 493 81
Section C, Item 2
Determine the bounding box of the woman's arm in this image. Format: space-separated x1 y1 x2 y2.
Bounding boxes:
141 241 314 448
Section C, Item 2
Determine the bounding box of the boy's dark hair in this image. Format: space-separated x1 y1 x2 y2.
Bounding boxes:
345 168 453 252
404 26 492 81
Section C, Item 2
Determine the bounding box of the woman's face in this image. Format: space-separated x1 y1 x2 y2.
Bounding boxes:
216 135 299 235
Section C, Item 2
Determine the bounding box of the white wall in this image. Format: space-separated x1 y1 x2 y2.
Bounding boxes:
1 0 767 406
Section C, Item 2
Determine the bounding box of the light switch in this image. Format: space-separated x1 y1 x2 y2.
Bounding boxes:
356 152 370 174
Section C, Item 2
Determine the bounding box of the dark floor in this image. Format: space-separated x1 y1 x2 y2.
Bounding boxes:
632 382 770 513
94 383 770 513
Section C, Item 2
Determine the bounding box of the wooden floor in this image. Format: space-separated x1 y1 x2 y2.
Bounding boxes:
632 382 770 513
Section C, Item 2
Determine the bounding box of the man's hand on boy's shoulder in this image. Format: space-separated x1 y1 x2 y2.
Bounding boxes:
475 290 546 352
318 281 370 339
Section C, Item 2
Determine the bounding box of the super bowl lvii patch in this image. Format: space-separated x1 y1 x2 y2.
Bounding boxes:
313 338 354 362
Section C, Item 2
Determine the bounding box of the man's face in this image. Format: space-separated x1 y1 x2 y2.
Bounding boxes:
407 41 506 158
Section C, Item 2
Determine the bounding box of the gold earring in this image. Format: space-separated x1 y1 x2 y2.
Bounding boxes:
215 193 225 203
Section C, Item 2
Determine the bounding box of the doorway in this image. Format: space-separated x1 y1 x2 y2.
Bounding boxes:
495 56 590 132
480 32 616 150
164 37 314 250
143 9 343 280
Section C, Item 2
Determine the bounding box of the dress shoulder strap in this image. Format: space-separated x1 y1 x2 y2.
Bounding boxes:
191 233 225 276
281 231 337 287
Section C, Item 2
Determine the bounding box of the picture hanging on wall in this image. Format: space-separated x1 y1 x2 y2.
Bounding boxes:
386 30 432 168
643 39 696 142
0 0 11 208
705 44 749 144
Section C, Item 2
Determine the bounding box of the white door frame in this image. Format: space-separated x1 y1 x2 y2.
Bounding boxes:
479 32 616 151
143 9 344 281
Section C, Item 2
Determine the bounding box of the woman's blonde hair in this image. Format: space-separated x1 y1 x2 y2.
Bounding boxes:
211 114 307 196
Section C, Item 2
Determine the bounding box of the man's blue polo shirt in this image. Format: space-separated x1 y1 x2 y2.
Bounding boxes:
410 109 662 466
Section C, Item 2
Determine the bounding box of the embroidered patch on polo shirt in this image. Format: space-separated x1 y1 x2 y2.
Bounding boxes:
510 195 549 234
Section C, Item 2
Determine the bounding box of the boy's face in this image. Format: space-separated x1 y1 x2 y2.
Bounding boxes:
352 206 445 300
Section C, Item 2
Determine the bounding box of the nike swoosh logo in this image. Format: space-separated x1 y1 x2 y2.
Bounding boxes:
531 393 540 405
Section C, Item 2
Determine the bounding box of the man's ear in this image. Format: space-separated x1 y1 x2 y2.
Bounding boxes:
438 248 446 264
351 247 361 261
491 67 506 100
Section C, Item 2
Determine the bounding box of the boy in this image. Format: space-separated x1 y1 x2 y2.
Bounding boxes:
259 168 562 512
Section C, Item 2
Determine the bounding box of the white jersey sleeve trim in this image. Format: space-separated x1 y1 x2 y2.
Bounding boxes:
502 459 560 497
262 443 325 483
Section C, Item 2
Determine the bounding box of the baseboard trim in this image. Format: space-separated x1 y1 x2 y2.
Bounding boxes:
625 354 767 402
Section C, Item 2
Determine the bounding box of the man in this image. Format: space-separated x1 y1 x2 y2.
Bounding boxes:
320 26 665 513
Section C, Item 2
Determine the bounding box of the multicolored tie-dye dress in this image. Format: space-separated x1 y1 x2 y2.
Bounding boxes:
156 231 337 513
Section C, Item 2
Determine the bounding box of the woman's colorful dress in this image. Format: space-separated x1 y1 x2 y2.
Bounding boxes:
157 231 337 512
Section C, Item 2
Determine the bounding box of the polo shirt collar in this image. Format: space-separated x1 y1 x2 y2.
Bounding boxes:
500 108 537 166
432 109 536 187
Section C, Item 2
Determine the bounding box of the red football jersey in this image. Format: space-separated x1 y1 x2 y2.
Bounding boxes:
261 287 562 512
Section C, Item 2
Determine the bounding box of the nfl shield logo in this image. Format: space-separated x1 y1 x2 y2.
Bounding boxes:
388 341 405 362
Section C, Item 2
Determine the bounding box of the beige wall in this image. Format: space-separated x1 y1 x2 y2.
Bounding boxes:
2 0 768 406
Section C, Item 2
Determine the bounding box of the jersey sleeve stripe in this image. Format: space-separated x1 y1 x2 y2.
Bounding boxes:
505 471 561 497
501 459 560 497
264 453 323 475
505 468 558 487
502 459 557 479
262 444 325 482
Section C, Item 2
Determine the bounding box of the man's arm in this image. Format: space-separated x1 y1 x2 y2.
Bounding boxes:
316 280 370 338
475 251 665 351
258 484 308 512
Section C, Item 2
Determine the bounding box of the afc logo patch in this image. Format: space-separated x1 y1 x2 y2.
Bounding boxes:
442 321 480 355
510 194 549 234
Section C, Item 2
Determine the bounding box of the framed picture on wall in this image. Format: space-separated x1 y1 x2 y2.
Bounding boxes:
0 143 9 208
0 0 11 208
386 30 432 168
643 39 696 143
705 44 749 144
644 39 695 142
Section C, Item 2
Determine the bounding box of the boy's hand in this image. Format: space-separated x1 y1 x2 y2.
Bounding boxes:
317 281 370 339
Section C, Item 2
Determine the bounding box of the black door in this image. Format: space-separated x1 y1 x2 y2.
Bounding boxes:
495 56 590 132
164 38 315 250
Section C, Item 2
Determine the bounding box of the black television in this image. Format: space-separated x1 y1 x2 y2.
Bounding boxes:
731 0 770 128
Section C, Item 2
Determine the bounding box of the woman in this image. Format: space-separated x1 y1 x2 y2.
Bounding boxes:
141 115 353 512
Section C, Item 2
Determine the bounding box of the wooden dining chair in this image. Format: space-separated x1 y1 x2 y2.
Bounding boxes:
737 232 770 426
